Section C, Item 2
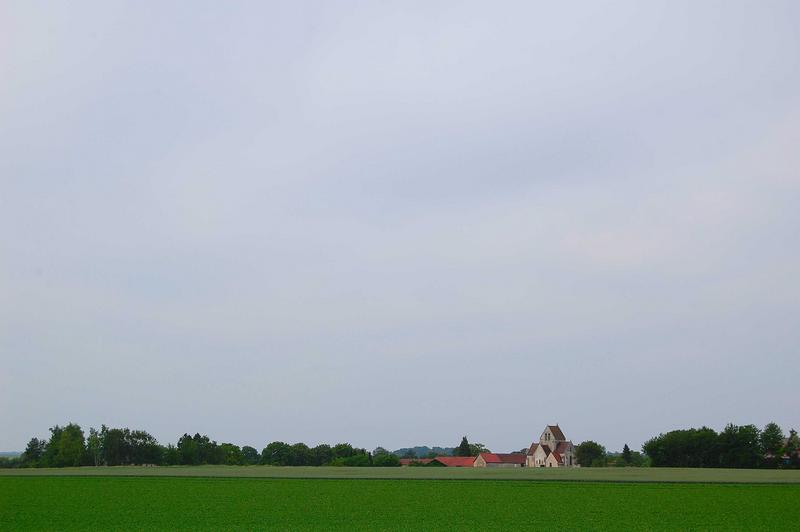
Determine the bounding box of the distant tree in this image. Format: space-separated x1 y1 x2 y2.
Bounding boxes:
468 443 489 455
311 444 333 466
401 449 416 459
129 430 161 465
785 429 799 467
160 444 177 465
177 434 200 465
457 437 471 457
22 437 46 467
575 441 606 467
86 428 102 466
372 453 400 467
718 424 761 468
332 443 358 460
102 426 131 466
622 444 632 465
372 447 389 456
45 423 85 467
218 443 243 465
241 446 260 465
760 423 784 457
425 451 438 459
642 427 719 467
261 441 292 465
289 443 312 466
330 454 371 467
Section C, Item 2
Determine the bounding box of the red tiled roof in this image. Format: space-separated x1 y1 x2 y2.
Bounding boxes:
555 441 572 454
434 456 476 467
497 453 526 464
399 458 433 466
527 443 539 455
551 451 564 464
548 425 566 441
540 444 552 456
479 452 526 464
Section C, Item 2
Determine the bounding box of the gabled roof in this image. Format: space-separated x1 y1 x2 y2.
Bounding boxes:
551 451 564 464
479 452 526 465
540 444 552 456
527 443 539 455
433 456 476 467
554 441 572 454
399 458 433 466
548 425 566 441
498 453 526 465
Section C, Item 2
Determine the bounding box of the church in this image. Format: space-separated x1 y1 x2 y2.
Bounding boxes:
526 425 577 467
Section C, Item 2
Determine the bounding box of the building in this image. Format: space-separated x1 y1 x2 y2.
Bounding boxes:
431 456 477 467
399 458 434 466
526 425 577 467
474 452 526 468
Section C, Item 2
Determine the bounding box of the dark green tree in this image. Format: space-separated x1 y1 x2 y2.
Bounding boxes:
622 444 632 464
86 428 102 466
22 437 46 467
718 424 761 468
760 422 784 457
457 436 471 457
261 441 292 465
241 446 260 465
575 441 606 467
311 444 333 466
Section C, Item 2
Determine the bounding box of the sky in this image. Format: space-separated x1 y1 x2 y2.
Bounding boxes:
1 1 799 453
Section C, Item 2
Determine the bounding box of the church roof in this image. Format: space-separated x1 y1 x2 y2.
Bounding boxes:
548 425 566 441
555 441 572 454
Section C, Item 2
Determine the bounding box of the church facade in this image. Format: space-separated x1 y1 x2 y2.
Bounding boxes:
526 425 576 467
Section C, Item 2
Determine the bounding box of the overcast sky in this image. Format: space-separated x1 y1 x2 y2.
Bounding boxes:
1 1 799 453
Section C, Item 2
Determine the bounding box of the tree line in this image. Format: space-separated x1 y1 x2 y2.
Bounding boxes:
643 422 799 468
3 423 401 468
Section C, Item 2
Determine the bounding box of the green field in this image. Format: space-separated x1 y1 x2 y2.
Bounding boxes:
3 464 800 483
2 476 799 530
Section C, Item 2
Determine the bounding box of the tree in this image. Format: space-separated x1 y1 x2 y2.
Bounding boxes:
622 444 632 465
241 446 260 465
311 444 332 466
22 438 46 467
760 423 784 457
86 428 102 466
101 426 131 466
785 429 799 467
219 443 243 465
643 427 719 467
178 434 200 465
129 430 161 465
468 443 490 455
575 441 606 467
261 441 292 465
457 436 471 457
372 452 400 467
718 424 761 468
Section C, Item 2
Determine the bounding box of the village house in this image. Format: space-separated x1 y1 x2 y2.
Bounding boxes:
473 452 526 467
526 425 577 467
398 424 579 467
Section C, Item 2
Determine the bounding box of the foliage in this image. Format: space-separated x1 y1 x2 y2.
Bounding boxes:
760 422 784 456
575 441 606 467
456 437 471 457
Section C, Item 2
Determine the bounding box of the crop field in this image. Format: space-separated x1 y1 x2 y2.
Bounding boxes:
3 464 800 483
1 475 799 530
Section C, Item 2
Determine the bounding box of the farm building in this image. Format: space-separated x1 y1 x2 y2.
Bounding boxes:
431 456 477 467
473 452 526 468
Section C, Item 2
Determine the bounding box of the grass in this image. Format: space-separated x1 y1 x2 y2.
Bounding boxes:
1 476 799 530
2 464 800 483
